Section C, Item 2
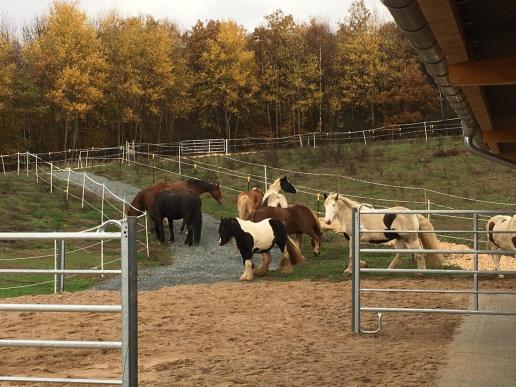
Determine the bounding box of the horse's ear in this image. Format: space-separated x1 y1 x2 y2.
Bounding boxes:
323 192 328 199
335 193 339 200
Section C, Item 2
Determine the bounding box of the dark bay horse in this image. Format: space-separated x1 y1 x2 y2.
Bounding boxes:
153 191 202 246
249 203 323 256
127 179 222 217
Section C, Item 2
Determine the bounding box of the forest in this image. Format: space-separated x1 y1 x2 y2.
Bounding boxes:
0 0 453 153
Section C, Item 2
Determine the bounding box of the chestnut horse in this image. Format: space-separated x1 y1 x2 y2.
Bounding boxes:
236 187 264 220
127 179 222 218
249 203 322 256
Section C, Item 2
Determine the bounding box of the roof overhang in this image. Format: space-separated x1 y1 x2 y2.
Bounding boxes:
382 0 516 168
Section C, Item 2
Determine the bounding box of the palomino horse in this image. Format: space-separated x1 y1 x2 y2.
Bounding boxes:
262 176 296 208
153 191 202 246
486 215 516 278
249 203 322 257
236 187 264 220
128 179 222 219
323 193 444 274
218 217 291 281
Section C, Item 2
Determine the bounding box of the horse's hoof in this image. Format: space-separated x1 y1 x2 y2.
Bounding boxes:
239 273 253 281
279 265 294 274
343 269 352 276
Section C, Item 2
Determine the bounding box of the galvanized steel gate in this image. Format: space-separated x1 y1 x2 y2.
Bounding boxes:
0 217 138 385
351 208 516 334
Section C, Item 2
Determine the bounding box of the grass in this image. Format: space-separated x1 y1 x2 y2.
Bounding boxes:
0 173 171 298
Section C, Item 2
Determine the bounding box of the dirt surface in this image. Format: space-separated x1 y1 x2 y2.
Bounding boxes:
0 279 481 386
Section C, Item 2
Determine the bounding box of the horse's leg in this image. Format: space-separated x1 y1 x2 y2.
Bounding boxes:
344 236 368 275
489 242 504 279
406 238 426 271
169 219 175 243
254 253 272 276
157 219 165 244
179 220 186 234
240 258 254 281
388 239 406 269
184 221 193 246
295 232 303 248
279 243 295 273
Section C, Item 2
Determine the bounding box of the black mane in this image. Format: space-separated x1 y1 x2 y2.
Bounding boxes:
185 178 216 191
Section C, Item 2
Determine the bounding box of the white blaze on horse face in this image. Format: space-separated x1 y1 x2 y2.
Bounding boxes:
324 200 338 225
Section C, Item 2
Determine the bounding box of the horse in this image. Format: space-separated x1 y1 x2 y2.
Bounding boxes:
249 203 322 256
236 187 264 220
323 193 444 274
486 215 516 278
127 178 222 217
262 176 296 208
218 217 291 281
153 191 202 246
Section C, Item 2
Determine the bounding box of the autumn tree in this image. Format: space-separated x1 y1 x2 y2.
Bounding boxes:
24 1 106 150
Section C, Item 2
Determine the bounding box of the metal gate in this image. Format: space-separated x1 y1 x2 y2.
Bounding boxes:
351 208 516 334
179 138 227 155
0 218 138 385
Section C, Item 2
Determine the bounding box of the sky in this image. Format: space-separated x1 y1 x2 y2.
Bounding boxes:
1 0 392 32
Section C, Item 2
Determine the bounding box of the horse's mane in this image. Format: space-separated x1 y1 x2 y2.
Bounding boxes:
185 179 217 191
328 193 362 209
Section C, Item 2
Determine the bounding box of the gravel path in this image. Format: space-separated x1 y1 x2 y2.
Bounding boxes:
57 171 285 290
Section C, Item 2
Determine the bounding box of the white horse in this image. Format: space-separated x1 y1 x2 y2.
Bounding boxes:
262 176 296 208
323 193 444 274
486 215 516 279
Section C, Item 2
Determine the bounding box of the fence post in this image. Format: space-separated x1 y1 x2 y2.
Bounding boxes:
152 154 155 183
56 240 65 293
144 211 150 258
35 155 38 183
17 152 20 175
26 151 29 177
81 173 86 208
362 131 367 146
101 184 105 275
473 212 479 311
352 207 361 334
316 192 320 214
1 155 5 175
313 132 316 148
299 135 303 149
424 121 428 143
50 163 53 194
208 140 211 154
225 139 229 155
247 176 250 191
178 147 182 176
263 165 267 191
66 168 71 200
121 217 138 387
86 149 89 168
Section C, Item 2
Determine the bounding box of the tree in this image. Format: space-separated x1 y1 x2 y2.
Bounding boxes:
197 21 257 139
24 1 106 150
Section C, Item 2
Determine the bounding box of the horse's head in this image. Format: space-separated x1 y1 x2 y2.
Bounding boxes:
210 183 223 204
324 192 339 225
279 176 296 194
218 218 233 246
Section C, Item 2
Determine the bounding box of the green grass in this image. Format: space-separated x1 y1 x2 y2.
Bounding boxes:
0 173 171 298
84 135 516 282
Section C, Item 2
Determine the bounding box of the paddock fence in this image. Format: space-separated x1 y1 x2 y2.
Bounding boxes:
0 218 138 386
351 208 516 335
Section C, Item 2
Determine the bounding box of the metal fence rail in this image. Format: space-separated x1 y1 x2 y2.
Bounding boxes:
0 218 138 386
351 208 516 334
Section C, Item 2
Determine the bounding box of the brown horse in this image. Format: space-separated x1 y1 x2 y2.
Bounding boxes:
249 203 322 256
127 179 222 218
236 187 264 220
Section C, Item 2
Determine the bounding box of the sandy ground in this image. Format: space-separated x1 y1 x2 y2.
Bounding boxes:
0 279 488 386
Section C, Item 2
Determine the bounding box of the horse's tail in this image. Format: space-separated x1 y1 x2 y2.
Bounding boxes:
127 190 145 216
416 214 444 268
286 236 304 265
192 209 202 245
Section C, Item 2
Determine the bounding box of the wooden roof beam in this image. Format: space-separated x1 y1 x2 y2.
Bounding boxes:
449 55 516 86
482 129 516 145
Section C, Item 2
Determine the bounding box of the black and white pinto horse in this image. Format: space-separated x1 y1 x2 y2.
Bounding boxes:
324 193 444 274
262 176 297 208
218 217 289 281
153 190 203 246
486 215 516 278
